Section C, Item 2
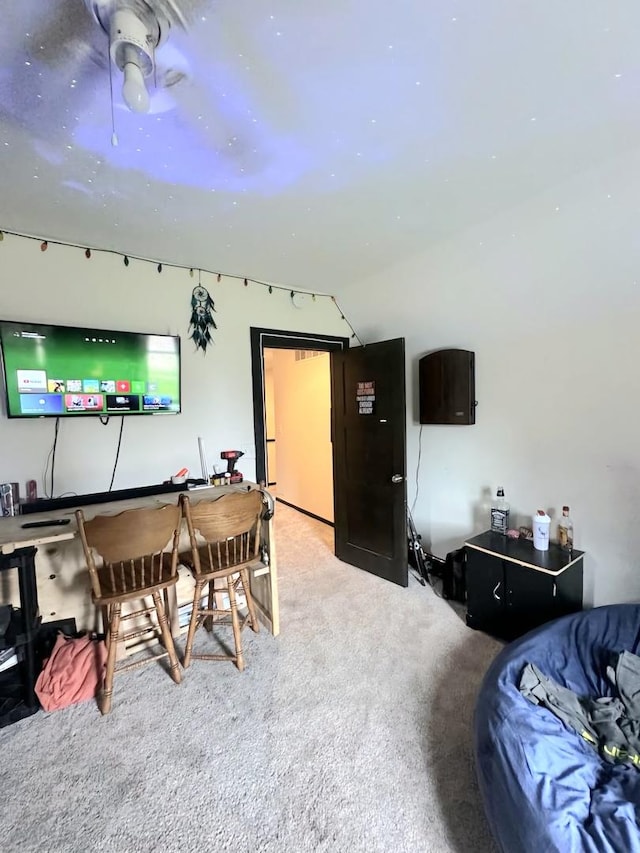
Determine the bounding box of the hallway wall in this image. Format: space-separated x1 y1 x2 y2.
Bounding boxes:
268 349 333 522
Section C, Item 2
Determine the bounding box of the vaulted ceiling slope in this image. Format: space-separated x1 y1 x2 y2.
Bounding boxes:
1 2 638 294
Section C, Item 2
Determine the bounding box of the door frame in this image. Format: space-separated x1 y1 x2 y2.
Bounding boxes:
250 327 350 486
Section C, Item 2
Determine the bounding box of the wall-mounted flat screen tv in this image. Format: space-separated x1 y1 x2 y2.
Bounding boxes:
0 320 181 418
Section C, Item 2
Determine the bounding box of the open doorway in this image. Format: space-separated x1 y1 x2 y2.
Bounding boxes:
250 328 350 525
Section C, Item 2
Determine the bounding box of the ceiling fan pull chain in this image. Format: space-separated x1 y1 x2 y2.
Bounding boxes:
107 30 118 146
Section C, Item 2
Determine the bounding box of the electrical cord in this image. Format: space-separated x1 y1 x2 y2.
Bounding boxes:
108 417 125 491
411 424 423 514
42 417 60 499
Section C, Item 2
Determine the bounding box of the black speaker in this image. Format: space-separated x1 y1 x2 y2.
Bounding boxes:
419 349 475 425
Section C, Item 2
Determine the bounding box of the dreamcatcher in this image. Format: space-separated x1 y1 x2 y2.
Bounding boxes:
189 282 217 352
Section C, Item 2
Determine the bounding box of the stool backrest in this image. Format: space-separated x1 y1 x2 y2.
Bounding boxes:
180 491 263 574
75 503 182 598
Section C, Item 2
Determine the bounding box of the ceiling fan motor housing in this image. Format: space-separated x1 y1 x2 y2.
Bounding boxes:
110 8 156 77
86 1 171 77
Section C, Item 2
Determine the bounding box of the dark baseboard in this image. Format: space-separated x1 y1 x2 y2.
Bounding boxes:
276 497 334 527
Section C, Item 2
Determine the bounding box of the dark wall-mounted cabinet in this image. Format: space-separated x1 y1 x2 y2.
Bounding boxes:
465 532 584 641
418 349 475 425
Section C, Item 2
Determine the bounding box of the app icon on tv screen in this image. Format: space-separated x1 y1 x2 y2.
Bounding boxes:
65 394 104 411
143 395 174 411
19 394 64 415
106 394 140 412
17 369 47 393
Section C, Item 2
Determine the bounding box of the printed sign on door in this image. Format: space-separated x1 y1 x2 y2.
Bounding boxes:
356 381 375 415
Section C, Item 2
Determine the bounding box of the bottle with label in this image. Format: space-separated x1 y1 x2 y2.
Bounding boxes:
490 488 510 535
558 506 574 551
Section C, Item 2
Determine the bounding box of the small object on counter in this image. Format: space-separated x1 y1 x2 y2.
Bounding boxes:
0 483 15 516
220 450 244 483
490 487 510 535
506 528 520 539
533 510 551 551
519 526 533 540
558 506 574 551
26 479 38 502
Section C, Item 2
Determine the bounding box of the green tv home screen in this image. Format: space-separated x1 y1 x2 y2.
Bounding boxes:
0 321 181 417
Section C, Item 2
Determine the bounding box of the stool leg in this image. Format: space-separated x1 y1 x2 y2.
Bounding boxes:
101 602 121 715
152 590 182 684
227 575 245 671
240 568 260 634
183 580 203 669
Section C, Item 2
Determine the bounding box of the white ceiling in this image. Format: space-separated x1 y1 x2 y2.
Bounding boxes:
1 1 639 294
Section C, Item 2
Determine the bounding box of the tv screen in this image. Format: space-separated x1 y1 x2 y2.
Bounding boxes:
0 320 181 418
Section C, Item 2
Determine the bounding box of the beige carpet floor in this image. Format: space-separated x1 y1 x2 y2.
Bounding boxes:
0 502 503 853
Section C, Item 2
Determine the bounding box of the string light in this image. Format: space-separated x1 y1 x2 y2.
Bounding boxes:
0 226 364 344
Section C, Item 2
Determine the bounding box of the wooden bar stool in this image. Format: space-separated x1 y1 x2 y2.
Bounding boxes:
75 502 183 714
179 490 262 671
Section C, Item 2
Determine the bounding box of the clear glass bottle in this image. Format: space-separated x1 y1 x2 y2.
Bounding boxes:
490 487 510 535
558 506 573 551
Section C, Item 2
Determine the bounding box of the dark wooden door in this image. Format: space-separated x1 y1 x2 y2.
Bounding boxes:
331 339 407 586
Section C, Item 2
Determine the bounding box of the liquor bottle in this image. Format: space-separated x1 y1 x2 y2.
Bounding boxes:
490 488 510 535
558 506 574 551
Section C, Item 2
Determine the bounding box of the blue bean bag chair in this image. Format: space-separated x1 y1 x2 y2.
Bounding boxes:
474 604 640 852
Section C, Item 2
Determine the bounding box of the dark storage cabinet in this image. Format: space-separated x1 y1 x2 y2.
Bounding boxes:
0 546 41 727
418 349 475 425
465 531 583 641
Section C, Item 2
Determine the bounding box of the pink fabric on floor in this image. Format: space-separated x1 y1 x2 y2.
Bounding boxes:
35 633 107 712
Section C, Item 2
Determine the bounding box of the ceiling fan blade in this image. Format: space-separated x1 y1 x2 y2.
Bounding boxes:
29 0 105 69
0 1 107 142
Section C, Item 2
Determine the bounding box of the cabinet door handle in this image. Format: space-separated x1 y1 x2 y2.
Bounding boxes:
492 581 502 601
552 582 557 598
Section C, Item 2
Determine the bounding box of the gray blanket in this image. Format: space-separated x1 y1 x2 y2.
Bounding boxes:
519 650 640 768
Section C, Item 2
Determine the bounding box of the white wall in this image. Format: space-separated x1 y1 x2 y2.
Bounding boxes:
0 235 347 498
340 147 640 607
270 349 334 522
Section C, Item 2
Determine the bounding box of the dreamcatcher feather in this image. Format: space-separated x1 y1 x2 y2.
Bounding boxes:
189 285 217 352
